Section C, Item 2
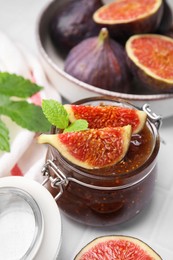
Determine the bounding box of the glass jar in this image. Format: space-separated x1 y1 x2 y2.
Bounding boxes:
42 96 161 227
0 176 61 260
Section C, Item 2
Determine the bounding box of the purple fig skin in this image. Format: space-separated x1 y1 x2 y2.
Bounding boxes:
157 0 173 33
128 61 173 94
126 56 166 94
165 26 173 38
64 28 131 92
49 0 103 52
93 1 164 40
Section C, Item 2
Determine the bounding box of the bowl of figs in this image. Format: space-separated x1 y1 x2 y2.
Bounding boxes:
37 0 173 117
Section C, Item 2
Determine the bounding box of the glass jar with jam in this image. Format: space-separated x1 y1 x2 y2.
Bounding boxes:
42 96 161 226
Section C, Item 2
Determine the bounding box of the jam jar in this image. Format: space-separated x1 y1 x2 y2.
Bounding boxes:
42 96 161 226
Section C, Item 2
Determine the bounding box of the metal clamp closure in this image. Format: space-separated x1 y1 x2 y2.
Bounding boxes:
42 159 68 200
142 104 162 130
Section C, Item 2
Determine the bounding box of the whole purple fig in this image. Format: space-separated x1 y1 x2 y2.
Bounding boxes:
64 28 131 92
50 0 103 52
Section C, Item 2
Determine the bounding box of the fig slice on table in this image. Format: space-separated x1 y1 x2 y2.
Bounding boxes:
64 104 147 134
37 125 132 169
93 0 163 38
126 34 173 93
74 235 162 260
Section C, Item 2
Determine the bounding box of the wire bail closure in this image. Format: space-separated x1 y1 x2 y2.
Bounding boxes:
42 160 68 200
142 104 162 130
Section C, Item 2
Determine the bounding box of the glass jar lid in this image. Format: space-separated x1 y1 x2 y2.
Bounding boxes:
0 187 43 260
0 176 62 260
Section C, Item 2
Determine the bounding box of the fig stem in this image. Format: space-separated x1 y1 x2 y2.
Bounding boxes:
98 27 109 45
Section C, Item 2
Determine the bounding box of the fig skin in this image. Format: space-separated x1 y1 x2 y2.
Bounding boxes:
126 34 173 94
93 0 164 40
165 25 173 38
64 28 131 93
49 0 103 52
157 0 173 34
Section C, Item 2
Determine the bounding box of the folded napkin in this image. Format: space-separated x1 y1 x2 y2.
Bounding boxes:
0 31 61 180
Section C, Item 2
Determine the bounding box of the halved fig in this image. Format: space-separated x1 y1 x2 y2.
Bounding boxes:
64 28 131 92
64 104 147 134
37 125 132 169
93 0 163 39
126 34 173 93
75 235 162 260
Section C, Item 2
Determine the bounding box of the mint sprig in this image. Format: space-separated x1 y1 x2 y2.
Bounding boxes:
0 72 42 97
42 99 69 129
0 72 51 152
42 99 88 132
0 99 50 132
64 119 88 133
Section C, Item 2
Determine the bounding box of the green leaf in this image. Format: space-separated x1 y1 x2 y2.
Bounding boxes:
0 100 51 132
0 72 43 98
0 118 10 152
42 99 69 129
64 119 88 133
0 94 11 106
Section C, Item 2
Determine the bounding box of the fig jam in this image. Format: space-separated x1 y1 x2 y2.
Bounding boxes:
44 97 160 226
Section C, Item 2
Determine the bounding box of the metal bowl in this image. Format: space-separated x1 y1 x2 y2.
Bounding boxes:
36 0 173 118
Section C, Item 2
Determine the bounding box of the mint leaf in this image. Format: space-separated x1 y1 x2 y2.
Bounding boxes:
0 118 10 152
64 119 88 133
0 100 50 132
42 99 69 129
0 72 43 98
0 94 11 106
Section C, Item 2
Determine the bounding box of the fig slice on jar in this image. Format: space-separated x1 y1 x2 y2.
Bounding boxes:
126 34 173 93
37 125 132 169
93 0 163 38
64 104 147 134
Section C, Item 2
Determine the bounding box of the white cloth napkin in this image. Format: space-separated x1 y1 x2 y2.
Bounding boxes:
0 31 61 180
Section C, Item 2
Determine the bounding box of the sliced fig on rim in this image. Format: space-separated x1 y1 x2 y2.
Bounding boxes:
74 235 162 260
93 0 163 38
126 34 173 93
64 104 147 134
64 27 131 92
37 125 132 169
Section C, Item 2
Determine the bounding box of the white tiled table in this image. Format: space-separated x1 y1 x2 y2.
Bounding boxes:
0 1 173 259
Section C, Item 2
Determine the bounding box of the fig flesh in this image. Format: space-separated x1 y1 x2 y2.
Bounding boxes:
126 34 173 93
64 28 130 92
49 0 103 52
75 235 162 260
37 125 132 169
64 104 147 134
93 0 163 39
